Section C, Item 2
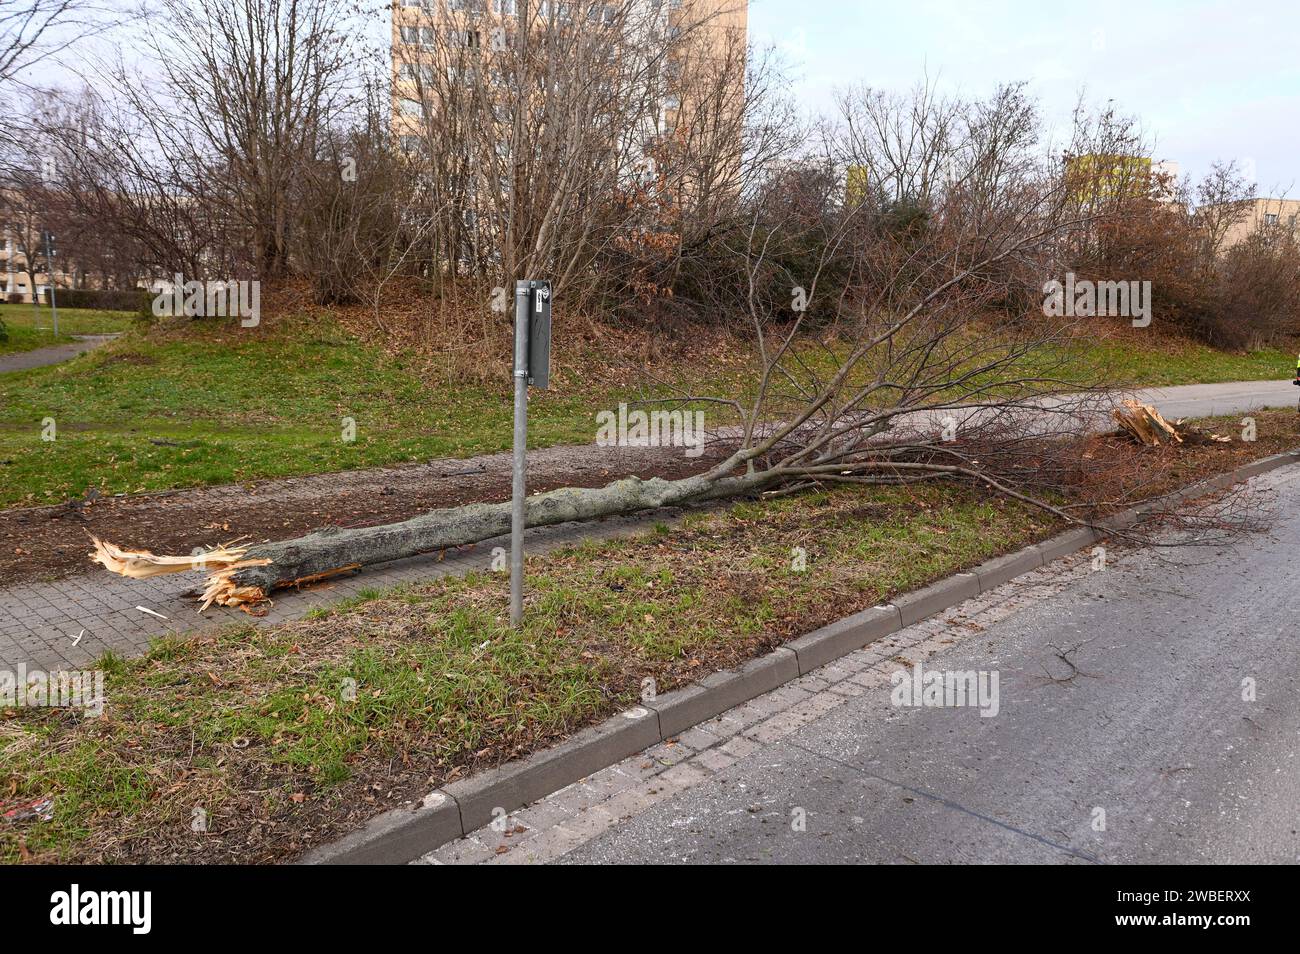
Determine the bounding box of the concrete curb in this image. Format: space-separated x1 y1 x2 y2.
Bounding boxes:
443 706 662 833
299 792 462 865
895 573 980 626
304 450 1300 864
1034 525 1101 563
650 647 800 736
785 604 901 675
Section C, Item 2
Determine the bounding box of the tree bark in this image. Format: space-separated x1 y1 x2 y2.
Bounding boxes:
212 469 775 605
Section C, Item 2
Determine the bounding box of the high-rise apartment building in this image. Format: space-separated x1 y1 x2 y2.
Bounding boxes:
390 0 748 152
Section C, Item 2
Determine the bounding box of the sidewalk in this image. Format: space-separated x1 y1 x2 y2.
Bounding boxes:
0 510 674 672
0 334 119 374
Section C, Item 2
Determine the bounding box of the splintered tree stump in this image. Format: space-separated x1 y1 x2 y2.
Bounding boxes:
1113 399 1182 447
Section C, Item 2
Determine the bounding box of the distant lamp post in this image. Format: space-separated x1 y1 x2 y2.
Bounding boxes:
42 229 58 337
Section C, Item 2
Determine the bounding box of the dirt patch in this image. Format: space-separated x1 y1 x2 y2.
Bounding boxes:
1061 413 1300 508
94 350 157 367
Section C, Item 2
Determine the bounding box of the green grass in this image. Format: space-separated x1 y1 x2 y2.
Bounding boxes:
0 482 1051 863
4 410 1294 863
0 323 74 355
0 309 1292 510
2 306 136 337
0 319 737 509
1059 336 1293 387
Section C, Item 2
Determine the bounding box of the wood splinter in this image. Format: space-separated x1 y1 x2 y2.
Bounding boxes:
1113 399 1183 447
88 535 273 611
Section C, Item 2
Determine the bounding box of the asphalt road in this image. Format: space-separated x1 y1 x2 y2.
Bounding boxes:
1133 380 1298 419
617 379 1300 450
558 464 1300 864
907 379 1300 442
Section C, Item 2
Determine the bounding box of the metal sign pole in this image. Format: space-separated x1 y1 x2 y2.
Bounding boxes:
509 281 531 627
44 230 58 337
509 278 551 627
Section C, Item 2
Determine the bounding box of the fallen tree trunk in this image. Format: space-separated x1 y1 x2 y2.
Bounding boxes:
94 469 777 609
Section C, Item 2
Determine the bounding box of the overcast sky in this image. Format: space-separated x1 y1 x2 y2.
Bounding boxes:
23 0 1298 196
748 0 1300 195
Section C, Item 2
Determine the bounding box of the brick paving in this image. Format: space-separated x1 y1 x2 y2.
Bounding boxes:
0 511 677 672
416 548 1101 864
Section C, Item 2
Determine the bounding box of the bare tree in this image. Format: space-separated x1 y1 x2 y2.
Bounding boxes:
390 0 757 304
1191 160 1254 260
99 0 358 278
294 71 425 307
0 182 50 300
0 0 118 87
25 0 776 333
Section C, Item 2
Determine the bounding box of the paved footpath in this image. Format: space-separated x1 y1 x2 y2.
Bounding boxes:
0 334 118 374
0 512 670 672
1138 379 1297 418
0 378 1295 674
422 464 1300 864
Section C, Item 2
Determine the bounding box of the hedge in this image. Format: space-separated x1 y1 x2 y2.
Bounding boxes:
42 288 153 313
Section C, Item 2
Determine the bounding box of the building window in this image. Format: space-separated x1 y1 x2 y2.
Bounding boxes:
1264 213 1279 226
401 98 425 117
401 25 437 45
495 0 515 13
589 3 617 24
400 63 437 83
